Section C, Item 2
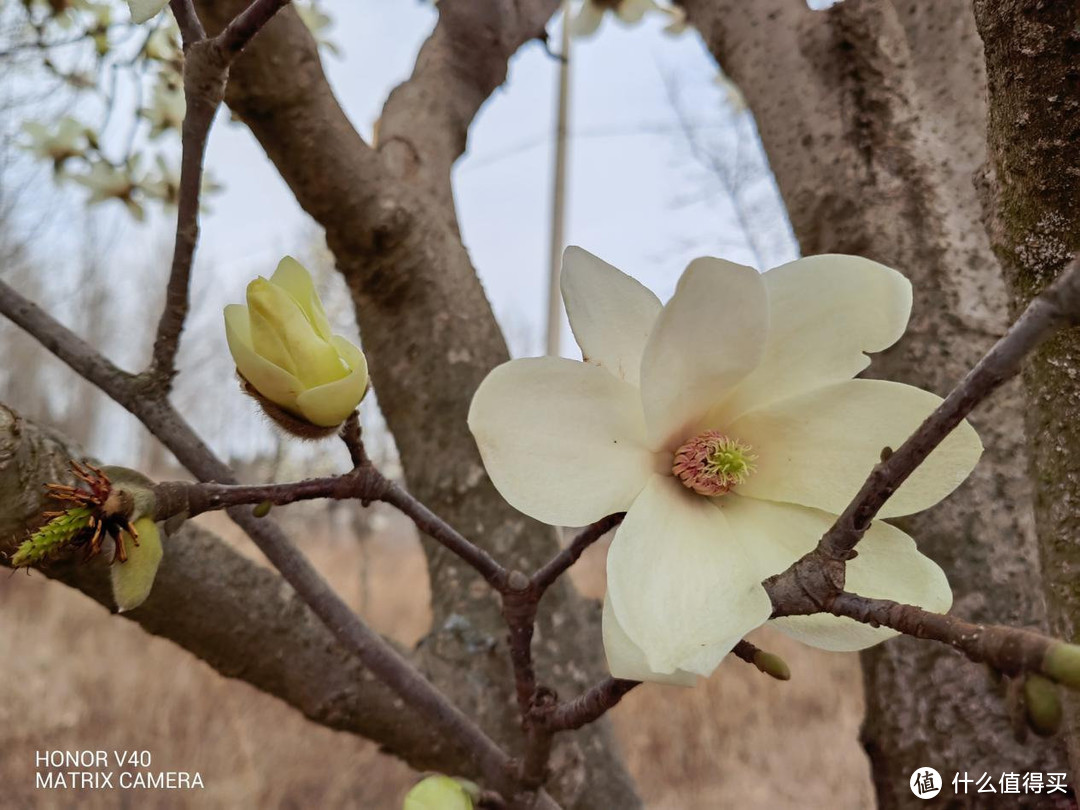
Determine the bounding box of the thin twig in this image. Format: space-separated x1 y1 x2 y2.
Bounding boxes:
340 411 368 468
379 477 510 590
531 513 623 593
216 0 291 56
148 466 510 590
827 593 1056 678
148 0 292 391
533 678 639 733
146 37 227 390
817 254 1080 563
169 0 206 44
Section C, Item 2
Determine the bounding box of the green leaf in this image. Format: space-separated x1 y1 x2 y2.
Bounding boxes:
110 517 163 612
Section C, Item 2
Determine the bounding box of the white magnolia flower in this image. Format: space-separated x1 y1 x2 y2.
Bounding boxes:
128 0 168 24
142 155 220 209
145 21 182 65
469 248 982 685
143 76 185 138
715 70 748 114
22 116 89 167
296 2 340 56
570 0 680 38
71 159 144 221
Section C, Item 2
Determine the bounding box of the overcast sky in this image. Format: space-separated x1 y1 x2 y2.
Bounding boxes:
3 0 799 461
194 1 796 353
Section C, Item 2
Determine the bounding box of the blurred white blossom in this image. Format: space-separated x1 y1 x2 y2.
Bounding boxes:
22 116 92 169
570 0 683 38
70 158 145 221
143 75 186 138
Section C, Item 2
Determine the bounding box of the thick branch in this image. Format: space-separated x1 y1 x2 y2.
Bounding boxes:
217 0 291 55
378 0 559 193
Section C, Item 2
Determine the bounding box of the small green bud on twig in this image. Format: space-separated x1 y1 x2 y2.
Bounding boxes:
253 500 272 518
1042 642 1080 690
752 650 791 681
1024 674 1063 737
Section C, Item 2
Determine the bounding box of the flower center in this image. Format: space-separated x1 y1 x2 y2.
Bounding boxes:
672 430 756 497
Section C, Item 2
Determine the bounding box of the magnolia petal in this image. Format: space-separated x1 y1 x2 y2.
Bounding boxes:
603 594 697 686
247 278 347 388
639 258 767 451
729 379 982 518
111 518 164 612
295 337 369 427
561 246 661 386
269 256 335 343
128 0 168 23
224 304 303 411
569 1 604 37
719 255 912 421
468 357 654 527
607 475 772 676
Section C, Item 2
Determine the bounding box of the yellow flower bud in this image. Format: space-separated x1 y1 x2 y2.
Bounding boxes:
403 776 474 810
225 257 368 432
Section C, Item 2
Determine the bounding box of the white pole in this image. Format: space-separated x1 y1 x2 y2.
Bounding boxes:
544 1 572 357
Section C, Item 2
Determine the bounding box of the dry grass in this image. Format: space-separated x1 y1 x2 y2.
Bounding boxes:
0 508 873 809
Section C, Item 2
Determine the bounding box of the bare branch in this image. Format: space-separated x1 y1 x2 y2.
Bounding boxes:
148 466 511 591
766 254 1080 615
169 0 206 44
148 0 292 391
534 678 639 733
827 593 1057 679
815 253 1080 564
147 46 227 389
379 476 510 591
216 0 291 56
532 514 623 593
0 278 135 402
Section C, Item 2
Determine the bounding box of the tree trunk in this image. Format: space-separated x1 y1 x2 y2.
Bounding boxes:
188 2 641 807
681 0 1066 805
974 0 1080 780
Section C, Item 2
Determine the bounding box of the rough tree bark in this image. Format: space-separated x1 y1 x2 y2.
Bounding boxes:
680 0 1066 805
187 1 640 806
974 0 1080 777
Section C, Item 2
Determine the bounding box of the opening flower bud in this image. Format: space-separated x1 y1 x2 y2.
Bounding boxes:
224 257 369 434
